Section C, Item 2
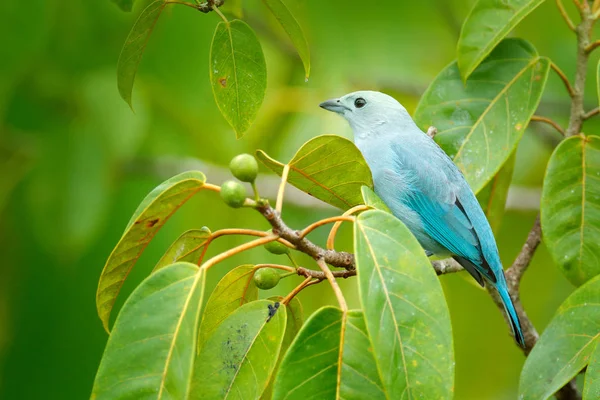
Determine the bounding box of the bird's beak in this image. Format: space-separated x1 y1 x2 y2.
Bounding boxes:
319 98 350 114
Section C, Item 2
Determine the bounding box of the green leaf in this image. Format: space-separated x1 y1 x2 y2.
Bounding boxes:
519 275 600 399
541 135 600 286
210 20 267 138
584 338 600 399
272 307 384 400
96 171 206 332
117 0 167 109
92 262 206 399
257 135 373 210
361 186 391 213
457 0 545 81
476 152 516 234
153 227 212 273
112 0 134 12
197 265 259 349
190 300 287 399
414 38 550 194
261 0 310 79
354 210 454 398
261 296 303 400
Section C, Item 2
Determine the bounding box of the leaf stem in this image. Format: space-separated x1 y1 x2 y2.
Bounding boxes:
281 277 314 305
275 164 290 214
254 263 296 273
300 216 355 239
326 205 369 249
212 4 228 23
530 115 566 135
550 62 575 98
556 0 577 31
316 258 348 311
200 235 279 270
251 181 260 202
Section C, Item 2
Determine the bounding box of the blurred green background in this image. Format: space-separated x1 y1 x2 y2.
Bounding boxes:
1 0 596 398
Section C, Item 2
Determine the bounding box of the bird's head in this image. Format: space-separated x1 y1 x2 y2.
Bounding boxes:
319 90 413 138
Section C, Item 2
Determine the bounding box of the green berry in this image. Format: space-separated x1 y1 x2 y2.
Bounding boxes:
229 153 258 183
264 232 289 255
253 268 281 290
220 180 247 208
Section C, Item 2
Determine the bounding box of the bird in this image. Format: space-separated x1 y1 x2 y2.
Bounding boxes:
319 90 525 347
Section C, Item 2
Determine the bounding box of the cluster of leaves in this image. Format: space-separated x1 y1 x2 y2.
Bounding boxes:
115 0 310 137
93 0 600 399
91 147 454 398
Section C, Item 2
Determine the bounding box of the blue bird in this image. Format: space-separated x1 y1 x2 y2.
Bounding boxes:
320 90 525 347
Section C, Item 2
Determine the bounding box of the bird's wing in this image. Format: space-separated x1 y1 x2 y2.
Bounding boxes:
390 143 496 283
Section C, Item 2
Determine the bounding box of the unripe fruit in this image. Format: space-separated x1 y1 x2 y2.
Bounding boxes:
229 153 258 183
220 180 247 208
264 232 289 255
253 268 280 290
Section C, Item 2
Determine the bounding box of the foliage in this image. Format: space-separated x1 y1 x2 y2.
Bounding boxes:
87 1 600 399
7 0 600 399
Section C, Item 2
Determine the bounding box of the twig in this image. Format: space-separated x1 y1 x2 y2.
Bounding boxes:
300 216 355 239
556 0 576 31
530 115 566 135
275 164 290 214
550 62 575 98
565 6 594 137
257 203 356 270
585 39 600 53
327 205 369 249
426 126 438 139
583 107 600 120
297 266 356 280
432 258 464 275
316 258 348 311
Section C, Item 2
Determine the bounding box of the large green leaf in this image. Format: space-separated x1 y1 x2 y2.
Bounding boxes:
210 20 267 138
519 275 600 399
261 296 304 400
414 38 549 194
153 227 212 273
190 300 287 399
272 307 384 400
197 265 259 349
261 0 310 79
584 341 600 399
257 135 373 210
354 210 454 398
117 0 167 109
457 0 545 81
476 151 516 234
96 171 206 332
541 135 600 286
92 262 206 399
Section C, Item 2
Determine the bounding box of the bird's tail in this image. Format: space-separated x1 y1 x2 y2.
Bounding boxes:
496 283 525 348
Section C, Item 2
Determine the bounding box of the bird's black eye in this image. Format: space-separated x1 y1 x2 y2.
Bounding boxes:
354 98 367 108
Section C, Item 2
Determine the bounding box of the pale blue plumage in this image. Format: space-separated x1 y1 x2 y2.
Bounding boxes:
320 90 525 347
